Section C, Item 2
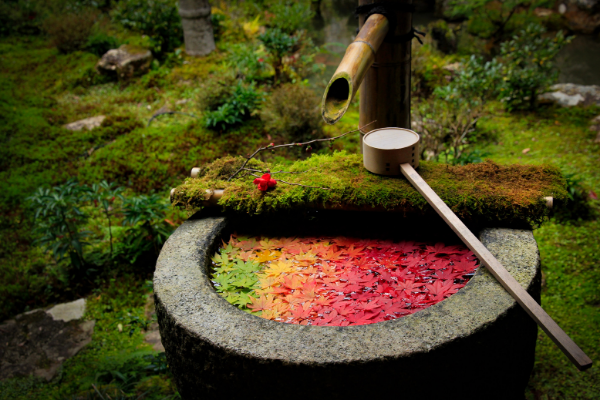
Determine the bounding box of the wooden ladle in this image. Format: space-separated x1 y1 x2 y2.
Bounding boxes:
363 127 592 371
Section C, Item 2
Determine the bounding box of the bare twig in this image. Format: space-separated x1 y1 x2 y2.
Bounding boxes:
247 173 332 190
227 121 376 182
243 168 310 175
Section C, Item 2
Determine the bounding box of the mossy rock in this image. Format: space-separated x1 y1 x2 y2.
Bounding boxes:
171 152 567 227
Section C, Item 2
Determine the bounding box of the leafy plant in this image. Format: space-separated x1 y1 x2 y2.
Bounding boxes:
87 181 124 264
258 28 299 82
85 31 120 57
42 9 98 53
112 0 183 56
28 179 92 272
259 83 323 144
205 82 263 131
447 0 540 46
119 194 173 262
497 23 572 111
553 173 598 223
265 0 314 35
227 42 269 81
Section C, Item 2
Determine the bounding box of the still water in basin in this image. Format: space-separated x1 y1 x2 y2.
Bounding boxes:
211 234 479 326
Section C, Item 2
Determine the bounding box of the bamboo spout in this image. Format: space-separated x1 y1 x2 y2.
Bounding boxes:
321 14 389 124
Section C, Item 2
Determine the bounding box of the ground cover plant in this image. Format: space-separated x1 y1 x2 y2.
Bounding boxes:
212 235 479 326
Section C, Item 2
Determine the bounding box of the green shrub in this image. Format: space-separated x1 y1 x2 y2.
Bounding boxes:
205 82 263 131
553 173 598 223
28 179 92 272
42 9 98 53
227 42 270 81
259 83 323 144
118 194 173 262
112 0 182 56
497 23 572 111
434 55 502 108
85 31 120 56
258 28 299 82
265 0 314 34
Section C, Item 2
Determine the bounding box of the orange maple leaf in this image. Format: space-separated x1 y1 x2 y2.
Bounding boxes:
248 295 275 312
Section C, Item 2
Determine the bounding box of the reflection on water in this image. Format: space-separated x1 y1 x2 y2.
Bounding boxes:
556 34 600 86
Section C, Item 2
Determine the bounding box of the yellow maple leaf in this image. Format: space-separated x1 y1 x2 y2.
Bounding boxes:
263 261 296 277
253 250 281 263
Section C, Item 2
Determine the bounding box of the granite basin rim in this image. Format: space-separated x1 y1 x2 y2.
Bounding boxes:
154 214 540 365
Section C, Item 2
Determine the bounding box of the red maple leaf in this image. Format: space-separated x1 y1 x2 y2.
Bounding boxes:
426 242 462 254
344 245 365 258
396 279 423 293
435 269 462 281
452 260 479 274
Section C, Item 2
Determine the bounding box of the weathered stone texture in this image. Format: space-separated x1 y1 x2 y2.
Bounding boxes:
96 45 152 80
155 214 541 399
0 299 94 381
179 0 215 57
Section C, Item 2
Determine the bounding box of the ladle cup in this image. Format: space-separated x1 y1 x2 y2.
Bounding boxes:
363 127 592 371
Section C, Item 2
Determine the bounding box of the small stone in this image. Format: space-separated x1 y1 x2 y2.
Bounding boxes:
63 116 106 132
96 45 153 80
522 148 531 154
46 298 86 322
558 3 567 14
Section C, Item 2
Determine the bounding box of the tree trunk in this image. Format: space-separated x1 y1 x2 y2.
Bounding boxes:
179 0 216 57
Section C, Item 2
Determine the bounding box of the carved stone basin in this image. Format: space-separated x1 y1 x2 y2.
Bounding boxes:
154 211 540 400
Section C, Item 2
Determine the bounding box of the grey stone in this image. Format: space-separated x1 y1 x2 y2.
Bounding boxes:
0 303 95 381
46 298 86 322
179 0 216 57
144 295 165 352
96 45 153 80
539 83 600 107
63 116 106 132
155 215 541 400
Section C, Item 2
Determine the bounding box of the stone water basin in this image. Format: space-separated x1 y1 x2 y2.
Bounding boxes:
154 211 540 399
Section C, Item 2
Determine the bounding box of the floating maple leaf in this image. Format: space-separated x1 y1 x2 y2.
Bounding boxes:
249 295 275 312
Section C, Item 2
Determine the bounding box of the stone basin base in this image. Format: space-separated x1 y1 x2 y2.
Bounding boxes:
154 211 540 400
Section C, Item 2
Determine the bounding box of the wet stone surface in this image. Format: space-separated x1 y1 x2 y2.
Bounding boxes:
0 299 95 382
155 214 541 400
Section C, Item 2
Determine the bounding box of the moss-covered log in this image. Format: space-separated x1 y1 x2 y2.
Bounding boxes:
171 152 567 227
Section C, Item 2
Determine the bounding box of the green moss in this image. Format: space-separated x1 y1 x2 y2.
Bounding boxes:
172 152 567 227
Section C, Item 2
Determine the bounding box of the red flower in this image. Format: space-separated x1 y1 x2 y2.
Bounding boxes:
253 173 277 192
258 58 264 62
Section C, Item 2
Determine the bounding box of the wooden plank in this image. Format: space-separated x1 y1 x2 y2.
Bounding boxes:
400 162 592 371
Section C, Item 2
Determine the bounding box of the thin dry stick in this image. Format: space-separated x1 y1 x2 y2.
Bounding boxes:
243 168 310 175
227 121 376 182
247 172 331 190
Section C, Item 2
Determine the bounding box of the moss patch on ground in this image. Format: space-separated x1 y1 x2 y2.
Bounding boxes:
172 152 567 227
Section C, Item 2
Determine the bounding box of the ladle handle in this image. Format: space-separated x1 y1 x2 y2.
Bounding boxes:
399 163 592 371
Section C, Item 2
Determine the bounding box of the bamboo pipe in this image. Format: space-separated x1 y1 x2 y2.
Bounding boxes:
321 14 389 124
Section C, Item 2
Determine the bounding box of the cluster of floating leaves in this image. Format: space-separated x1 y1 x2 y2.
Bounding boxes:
211 235 479 326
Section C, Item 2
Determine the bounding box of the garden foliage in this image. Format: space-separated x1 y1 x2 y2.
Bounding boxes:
112 0 182 56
